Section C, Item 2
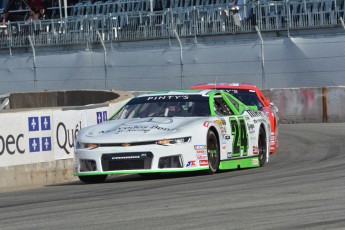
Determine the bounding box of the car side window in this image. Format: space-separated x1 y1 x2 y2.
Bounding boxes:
214 97 233 116
225 94 239 111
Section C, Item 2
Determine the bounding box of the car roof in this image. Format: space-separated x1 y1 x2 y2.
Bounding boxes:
137 89 218 97
190 83 260 91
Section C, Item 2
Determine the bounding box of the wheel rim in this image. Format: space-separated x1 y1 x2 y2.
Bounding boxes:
207 133 219 172
259 137 264 160
258 130 267 165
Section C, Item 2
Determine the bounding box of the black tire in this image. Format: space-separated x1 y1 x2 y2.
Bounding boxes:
258 126 267 167
78 175 108 184
207 130 220 174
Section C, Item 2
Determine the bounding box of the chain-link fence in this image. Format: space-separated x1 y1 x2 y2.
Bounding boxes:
1 0 345 93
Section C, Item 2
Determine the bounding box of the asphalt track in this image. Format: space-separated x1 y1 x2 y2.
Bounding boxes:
0 123 345 230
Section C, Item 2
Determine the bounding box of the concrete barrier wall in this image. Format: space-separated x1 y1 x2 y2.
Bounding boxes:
0 90 133 191
1 86 345 191
262 86 345 123
9 90 122 109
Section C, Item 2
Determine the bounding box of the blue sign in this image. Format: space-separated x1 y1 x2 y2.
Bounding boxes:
41 137 52 151
103 111 107 121
97 111 108 124
41 116 51 131
29 138 40 152
28 117 39 131
97 112 103 124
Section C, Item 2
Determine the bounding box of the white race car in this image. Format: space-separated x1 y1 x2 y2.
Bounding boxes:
74 90 271 183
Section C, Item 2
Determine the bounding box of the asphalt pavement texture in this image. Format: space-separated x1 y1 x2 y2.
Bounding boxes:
0 123 344 230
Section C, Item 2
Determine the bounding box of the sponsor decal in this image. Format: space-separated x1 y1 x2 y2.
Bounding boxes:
197 155 208 160
227 152 232 158
147 95 189 100
186 161 196 167
196 150 206 154
199 160 209 166
222 145 226 150
213 119 223 125
212 119 226 125
253 146 259 154
252 158 259 165
194 145 206 150
254 118 267 124
103 125 173 134
203 121 210 127
112 156 140 160
96 111 108 124
223 89 238 94
213 119 227 133
247 123 255 131
124 117 173 125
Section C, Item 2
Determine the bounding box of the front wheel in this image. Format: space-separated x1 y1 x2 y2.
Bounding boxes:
78 175 108 184
207 130 220 174
258 126 267 166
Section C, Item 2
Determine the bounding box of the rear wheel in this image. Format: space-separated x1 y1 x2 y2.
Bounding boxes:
258 126 267 166
78 175 108 184
207 130 220 174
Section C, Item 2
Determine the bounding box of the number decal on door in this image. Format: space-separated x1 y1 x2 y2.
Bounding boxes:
229 117 248 157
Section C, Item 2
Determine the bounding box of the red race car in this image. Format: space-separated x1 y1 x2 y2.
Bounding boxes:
190 83 279 153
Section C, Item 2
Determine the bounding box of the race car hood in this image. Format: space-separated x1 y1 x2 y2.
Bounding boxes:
77 117 206 143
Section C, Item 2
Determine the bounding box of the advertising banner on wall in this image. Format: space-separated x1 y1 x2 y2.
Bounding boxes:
0 99 129 167
0 111 55 167
53 109 86 160
53 107 110 160
0 108 109 167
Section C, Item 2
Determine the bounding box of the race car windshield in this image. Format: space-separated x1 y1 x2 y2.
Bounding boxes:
219 89 264 109
112 95 211 119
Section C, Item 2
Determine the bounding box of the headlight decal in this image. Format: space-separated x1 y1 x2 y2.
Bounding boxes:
76 142 99 149
156 137 191 146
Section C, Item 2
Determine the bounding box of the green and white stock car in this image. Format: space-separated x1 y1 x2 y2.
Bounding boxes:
74 90 271 183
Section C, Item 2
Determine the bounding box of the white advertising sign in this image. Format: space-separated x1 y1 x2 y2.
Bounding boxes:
0 111 55 167
53 107 110 160
53 110 86 160
0 98 130 167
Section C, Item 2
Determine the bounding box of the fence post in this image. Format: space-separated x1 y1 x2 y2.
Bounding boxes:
255 26 265 89
97 31 108 89
28 35 37 92
173 29 184 89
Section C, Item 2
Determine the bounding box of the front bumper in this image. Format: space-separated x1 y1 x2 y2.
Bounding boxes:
74 144 209 176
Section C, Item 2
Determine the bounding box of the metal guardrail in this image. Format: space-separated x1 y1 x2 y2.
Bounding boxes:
0 0 344 49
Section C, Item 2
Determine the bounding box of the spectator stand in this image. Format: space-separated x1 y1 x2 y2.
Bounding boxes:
0 0 345 49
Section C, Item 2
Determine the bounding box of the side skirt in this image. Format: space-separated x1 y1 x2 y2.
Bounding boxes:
219 156 260 170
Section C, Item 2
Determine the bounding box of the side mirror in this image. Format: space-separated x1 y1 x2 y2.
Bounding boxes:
270 102 279 113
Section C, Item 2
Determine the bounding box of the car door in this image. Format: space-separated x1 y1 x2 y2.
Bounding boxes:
211 92 250 159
